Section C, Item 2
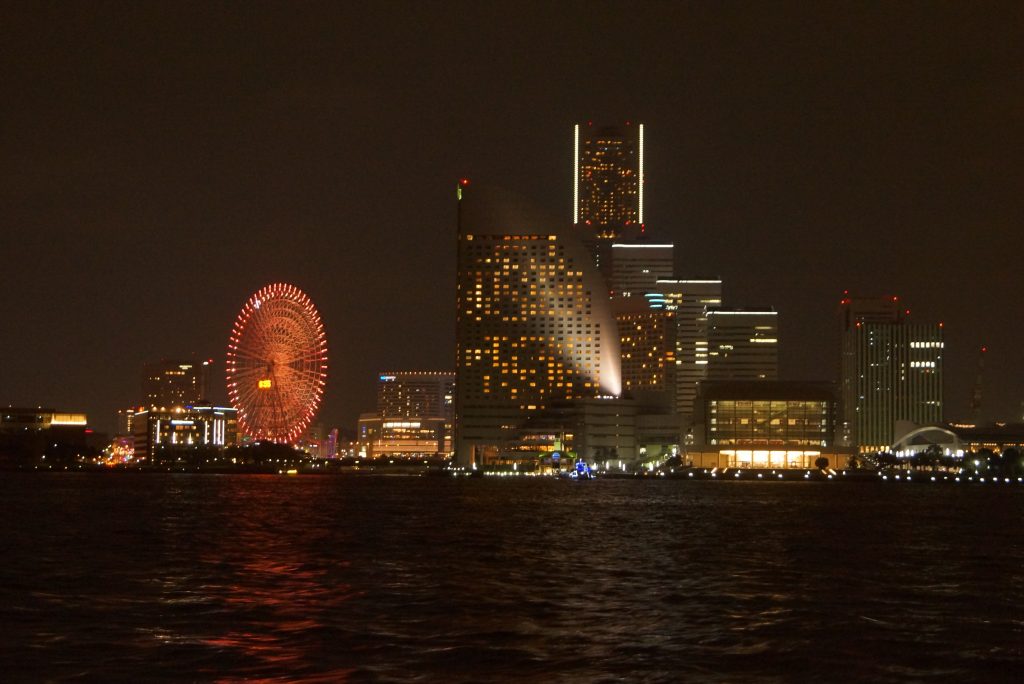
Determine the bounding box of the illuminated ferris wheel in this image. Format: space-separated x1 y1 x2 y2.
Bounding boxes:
226 283 328 443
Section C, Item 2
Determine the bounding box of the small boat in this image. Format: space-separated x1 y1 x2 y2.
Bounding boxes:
560 458 594 480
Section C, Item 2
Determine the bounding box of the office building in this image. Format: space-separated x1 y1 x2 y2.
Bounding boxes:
840 295 943 452
655 279 723 427
574 122 647 282
455 182 622 466
705 309 778 381
609 243 674 297
574 122 644 235
142 358 212 409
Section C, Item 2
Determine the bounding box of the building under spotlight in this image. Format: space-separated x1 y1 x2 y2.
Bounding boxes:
454 181 628 466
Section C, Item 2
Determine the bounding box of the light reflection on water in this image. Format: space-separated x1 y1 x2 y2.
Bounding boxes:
1 474 1022 682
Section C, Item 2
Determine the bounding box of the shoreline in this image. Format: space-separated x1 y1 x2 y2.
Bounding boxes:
3 464 1022 486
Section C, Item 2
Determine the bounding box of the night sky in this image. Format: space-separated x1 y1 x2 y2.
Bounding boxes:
2 2 1021 434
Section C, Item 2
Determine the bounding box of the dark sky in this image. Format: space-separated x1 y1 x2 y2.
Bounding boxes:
2 2 1022 434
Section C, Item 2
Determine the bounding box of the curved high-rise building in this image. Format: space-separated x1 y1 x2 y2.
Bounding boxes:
454 181 622 466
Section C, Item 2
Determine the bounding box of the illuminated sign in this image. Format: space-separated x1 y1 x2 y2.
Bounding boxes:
258 379 272 389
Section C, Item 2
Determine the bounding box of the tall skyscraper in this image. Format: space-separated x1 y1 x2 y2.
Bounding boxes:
455 182 621 466
574 122 644 234
656 279 723 427
574 122 647 282
142 358 211 409
840 295 943 452
705 309 779 381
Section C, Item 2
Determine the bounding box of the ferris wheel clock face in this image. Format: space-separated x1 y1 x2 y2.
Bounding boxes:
226 283 328 443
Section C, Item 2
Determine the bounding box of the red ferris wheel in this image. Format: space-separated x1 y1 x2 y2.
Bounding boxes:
226 283 328 443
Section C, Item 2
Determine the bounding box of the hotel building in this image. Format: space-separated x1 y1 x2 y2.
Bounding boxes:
358 371 455 459
454 182 622 466
131 404 238 463
840 295 943 452
142 358 212 409
613 296 676 400
377 371 455 421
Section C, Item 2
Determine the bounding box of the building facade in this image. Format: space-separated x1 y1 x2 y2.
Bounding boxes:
655 279 723 429
609 243 674 297
377 371 455 421
357 415 449 459
0 407 93 465
840 295 943 452
132 404 238 463
574 122 644 234
455 182 622 466
613 296 676 400
689 381 849 469
142 358 212 409
705 309 779 381
357 371 456 458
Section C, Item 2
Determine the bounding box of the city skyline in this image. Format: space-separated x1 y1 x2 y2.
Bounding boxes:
2 4 1022 434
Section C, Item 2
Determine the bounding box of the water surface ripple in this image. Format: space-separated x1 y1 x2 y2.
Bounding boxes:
1 474 1022 681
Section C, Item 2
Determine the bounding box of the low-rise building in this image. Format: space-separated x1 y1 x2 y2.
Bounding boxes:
357 415 448 459
687 381 852 469
132 405 238 463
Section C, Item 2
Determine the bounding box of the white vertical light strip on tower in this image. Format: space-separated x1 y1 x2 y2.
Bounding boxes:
573 124 579 224
638 123 645 224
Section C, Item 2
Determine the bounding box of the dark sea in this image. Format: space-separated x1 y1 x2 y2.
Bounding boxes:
1 474 1022 682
